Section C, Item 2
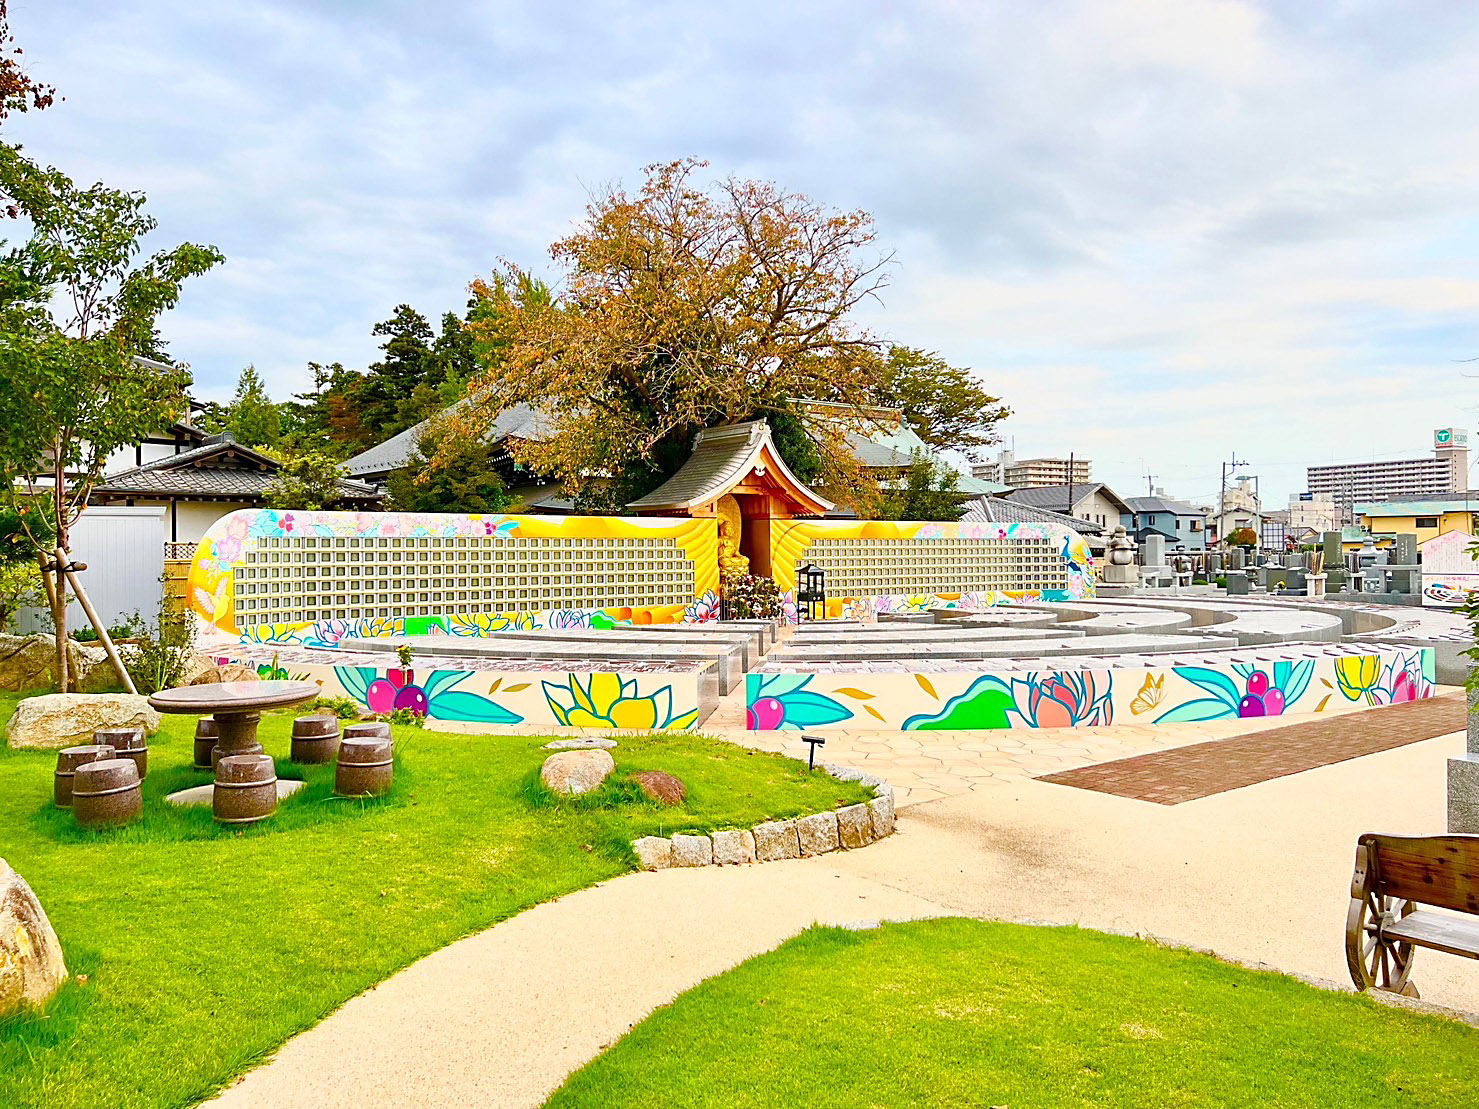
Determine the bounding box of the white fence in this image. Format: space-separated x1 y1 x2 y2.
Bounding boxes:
15 506 166 635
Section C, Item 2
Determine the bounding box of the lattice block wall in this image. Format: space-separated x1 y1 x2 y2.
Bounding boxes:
799 536 1071 596
231 534 697 628
767 518 1093 600
189 509 719 638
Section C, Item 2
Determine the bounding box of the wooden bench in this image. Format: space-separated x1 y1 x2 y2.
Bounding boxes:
1346 833 1479 997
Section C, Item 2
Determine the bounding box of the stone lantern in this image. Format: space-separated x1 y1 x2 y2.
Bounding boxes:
1102 525 1138 585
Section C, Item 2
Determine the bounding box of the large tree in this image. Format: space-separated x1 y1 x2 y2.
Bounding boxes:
459 159 894 508
871 345 1009 462
0 146 222 688
385 425 512 514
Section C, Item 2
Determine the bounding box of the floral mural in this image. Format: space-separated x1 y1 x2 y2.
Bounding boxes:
334 666 523 723
746 649 1435 733
543 673 700 730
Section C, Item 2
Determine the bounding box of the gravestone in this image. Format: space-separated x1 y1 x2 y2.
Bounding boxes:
1322 531 1349 592
1139 534 1166 568
1394 533 1419 566
1226 574 1251 595
1228 547 1245 571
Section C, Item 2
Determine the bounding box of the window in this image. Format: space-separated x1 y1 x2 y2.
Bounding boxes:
1175 519 1181 531
1416 516 1439 528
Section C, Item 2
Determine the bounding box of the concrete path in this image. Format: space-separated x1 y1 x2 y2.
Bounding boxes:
212 726 1478 1108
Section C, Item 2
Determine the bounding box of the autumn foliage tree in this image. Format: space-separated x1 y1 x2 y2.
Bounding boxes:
0 1 56 129
458 159 895 509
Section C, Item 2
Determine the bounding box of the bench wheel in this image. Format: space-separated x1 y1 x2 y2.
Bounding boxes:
1346 889 1418 996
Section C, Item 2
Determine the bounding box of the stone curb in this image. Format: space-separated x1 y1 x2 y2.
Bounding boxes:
631 765 896 871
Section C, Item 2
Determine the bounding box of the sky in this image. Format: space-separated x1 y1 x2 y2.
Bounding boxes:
6 0 1479 505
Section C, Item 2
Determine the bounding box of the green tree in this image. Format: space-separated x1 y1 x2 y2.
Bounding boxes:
461 160 894 512
1225 527 1258 548
386 425 512 514
263 451 349 511
0 145 222 688
870 345 1009 462
201 364 281 448
879 452 964 522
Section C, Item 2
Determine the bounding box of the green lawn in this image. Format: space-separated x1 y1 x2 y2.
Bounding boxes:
550 918 1479 1108
0 693 868 1108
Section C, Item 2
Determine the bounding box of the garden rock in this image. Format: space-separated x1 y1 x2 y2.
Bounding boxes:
542 738 617 750
868 788 896 839
632 836 673 870
629 770 686 805
752 819 800 861
671 833 713 867
835 803 874 849
710 828 756 865
540 749 615 796
0 634 116 693
0 858 68 1017
189 662 260 685
5 693 160 750
797 811 840 856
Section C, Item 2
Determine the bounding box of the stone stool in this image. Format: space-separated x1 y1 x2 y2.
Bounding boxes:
335 735 394 797
342 721 392 741
193 718 219 769
213 754 279 825
290 716 341 764
72 758 143 828
54 744 116 807
95 727 147 780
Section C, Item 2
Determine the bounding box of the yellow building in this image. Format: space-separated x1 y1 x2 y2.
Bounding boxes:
1355 499 1477 545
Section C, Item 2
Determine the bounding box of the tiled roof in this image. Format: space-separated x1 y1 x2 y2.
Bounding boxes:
343 400 546 477
96 435 378 502
959 495 1105 533
1123 495 1205 516
1003 482 1132 516
626 420 833 514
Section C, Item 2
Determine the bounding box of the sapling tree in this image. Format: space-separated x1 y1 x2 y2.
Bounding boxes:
0 145 222 689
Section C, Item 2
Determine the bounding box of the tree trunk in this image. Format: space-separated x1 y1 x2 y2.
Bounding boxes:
51 454 71 692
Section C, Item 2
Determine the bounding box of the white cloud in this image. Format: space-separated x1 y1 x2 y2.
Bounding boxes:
5 0 1478 501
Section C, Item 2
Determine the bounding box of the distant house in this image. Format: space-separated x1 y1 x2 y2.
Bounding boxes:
1120 494 1208 552
93 432 379 548
1003 483 1131 533
1355 495 1478 545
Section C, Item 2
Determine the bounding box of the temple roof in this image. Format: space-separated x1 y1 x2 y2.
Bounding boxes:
626 420 833 516
96 434 379 503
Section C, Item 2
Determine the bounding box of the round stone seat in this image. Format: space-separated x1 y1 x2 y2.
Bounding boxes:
335 735 394 797
95 727 147 780
214 754 279 825
53 744 116 807
72 758 143 828
290 715 341 765
193 718 219 769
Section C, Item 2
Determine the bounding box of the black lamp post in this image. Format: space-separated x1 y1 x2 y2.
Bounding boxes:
797 563 826 621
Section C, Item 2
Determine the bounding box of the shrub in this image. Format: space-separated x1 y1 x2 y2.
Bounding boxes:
118 607 197 694
724 574 783 619
1215 576 1228 588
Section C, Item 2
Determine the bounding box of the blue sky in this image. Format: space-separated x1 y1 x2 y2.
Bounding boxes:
7 0 1479 503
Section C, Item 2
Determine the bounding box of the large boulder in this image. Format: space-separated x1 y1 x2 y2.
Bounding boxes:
0 858 68 1017
540 749 615 796
629 770 686 805
0 634 119 693
189 662 260 685
5 693 161 750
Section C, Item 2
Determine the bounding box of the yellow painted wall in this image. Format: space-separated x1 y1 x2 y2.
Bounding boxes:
1359 510 1474 545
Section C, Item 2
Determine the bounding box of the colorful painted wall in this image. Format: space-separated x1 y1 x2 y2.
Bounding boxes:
224 649 711 731
768 517 1095 619
189 509 720 645
746 648 1434 732
190 510 1095 645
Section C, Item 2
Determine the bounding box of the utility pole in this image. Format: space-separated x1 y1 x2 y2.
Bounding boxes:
1220 454 1250 545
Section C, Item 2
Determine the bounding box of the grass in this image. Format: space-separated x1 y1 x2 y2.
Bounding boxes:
549 918 1479 1108
0 693 868 1108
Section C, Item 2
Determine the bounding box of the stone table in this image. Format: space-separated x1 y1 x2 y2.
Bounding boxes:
149 680 318 809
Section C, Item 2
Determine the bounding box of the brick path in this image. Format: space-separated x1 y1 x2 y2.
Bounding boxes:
1037 691 1467 804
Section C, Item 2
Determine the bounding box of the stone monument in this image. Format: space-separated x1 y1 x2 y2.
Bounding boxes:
1100 526 1138 587
1322 531 1349 593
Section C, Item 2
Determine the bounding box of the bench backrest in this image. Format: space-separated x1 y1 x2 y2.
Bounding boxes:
1361 833 1479 915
